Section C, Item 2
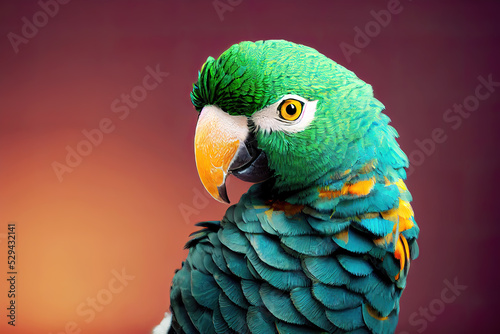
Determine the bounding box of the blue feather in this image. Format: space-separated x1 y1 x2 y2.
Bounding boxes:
337 254 373 277
193 309 217 334
303 256 350 285
312 283 363 310
218 222 249 254
255 211 279 235
332 227 373 253
349 274 397 317
325 306 364 331
222 247 254 279
354 217 393 237
190 270 219 309
281 235 338 256
246 306 277 334
211 244 230 274
214 271 249 309
241 279 263 306
275 321 324 334
266 211 315 236
259 283 309 325
247 233 302 270
361 303 398 334
212 302 235 334
290 287 337 332
306 215 350 235
219 293 251 333
246 248 309 290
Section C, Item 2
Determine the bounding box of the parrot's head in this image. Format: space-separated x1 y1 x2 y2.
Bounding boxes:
191 40 392 203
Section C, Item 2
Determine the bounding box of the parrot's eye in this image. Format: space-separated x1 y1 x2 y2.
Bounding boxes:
278 99 303 121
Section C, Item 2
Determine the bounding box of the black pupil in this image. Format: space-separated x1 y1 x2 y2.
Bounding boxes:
286 103 296 115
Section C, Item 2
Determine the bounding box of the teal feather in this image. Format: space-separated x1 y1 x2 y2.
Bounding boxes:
337 254 374 277
237 219 265 234
188 244 209 274
247 233 302 270
354 217 393 237
242 206 264 223
276 321 325 334
306 215 351 235
303 256 350 285
214 271 249 309
332 227 373 254
365 287 398 318
241 279 263 307
290 287 337 332
219 293 251 333
211 244 230 274
190 270 219 309
246 306 277 334
170 266 198 334
203 252 220 275
255 211 279 235
259 283 309 325
361 303 398 334
409 239 419 260
349 274 397 317
381 254 401 281
218 222 249 254
193 309 217 334
312 283 363 310
264 210 315 236
224 205 236 222
212 300 235 334
281 235 338 256
325 306 364 331
222 247 254 279
246 247 309 290
238 207 266 233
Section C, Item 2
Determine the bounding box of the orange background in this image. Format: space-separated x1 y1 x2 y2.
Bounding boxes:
1 1 499 333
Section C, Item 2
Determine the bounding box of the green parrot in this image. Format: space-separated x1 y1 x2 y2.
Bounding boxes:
161 40 419 334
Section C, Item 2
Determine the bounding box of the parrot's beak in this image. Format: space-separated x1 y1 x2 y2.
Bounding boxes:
194 105 272 203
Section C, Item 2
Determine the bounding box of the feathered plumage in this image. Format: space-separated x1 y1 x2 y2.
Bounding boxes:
165 40 419 334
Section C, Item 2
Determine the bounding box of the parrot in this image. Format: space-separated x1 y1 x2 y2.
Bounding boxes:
160 40 420 334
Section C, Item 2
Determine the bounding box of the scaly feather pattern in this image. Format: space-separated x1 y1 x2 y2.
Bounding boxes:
170 177 419 333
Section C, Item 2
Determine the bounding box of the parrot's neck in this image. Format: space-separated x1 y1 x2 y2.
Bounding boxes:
260 120 408 216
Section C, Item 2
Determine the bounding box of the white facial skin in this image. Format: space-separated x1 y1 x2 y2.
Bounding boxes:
251 94 318 134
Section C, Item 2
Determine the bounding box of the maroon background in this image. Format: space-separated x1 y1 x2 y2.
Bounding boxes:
0 0 499 333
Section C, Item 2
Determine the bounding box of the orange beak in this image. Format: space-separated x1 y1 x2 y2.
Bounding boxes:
194 106 249 203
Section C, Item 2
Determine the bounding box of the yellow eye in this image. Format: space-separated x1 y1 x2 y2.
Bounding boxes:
279 99 303 121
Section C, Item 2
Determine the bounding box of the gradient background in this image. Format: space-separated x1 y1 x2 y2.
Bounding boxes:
0 0 499 333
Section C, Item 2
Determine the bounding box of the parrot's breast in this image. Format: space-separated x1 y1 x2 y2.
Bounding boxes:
169 179 419 334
